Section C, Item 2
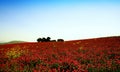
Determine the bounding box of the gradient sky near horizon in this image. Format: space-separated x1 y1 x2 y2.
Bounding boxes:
0 0 120 42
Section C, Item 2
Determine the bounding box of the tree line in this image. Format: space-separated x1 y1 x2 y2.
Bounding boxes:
37 37 64 42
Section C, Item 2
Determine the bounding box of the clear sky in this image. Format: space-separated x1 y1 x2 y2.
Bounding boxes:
0 0 120 42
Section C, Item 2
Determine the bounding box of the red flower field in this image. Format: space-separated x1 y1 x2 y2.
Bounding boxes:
0 36 120 72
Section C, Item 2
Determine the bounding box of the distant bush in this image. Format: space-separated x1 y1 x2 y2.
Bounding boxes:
37 38 42 42
37 37 64 42
57 39 64 42
51 40 56 42
46 37 51 42
37 37 51 42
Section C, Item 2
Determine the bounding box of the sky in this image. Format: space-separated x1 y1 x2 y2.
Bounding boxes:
0 0 120 42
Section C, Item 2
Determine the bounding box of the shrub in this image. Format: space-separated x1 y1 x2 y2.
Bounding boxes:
37 38 42 42
57 39 64 42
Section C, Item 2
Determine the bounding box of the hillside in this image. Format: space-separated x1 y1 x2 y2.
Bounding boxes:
0 40 26 45
0 36 120 72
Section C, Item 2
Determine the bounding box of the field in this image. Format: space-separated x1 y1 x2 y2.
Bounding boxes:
0 36 120 72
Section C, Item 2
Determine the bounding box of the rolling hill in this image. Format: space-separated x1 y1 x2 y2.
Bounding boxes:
0 40 26 45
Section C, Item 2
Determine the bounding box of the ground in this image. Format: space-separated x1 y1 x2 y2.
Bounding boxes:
0 36 120 72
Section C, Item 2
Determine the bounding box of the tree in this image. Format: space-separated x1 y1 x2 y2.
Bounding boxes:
46 37 51 42
42 37 46 42
37 38 42 42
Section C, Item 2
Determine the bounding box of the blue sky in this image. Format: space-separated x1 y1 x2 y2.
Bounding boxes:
0 0 120 42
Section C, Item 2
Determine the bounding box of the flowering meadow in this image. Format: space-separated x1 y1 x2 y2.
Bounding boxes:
0 36 120 72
